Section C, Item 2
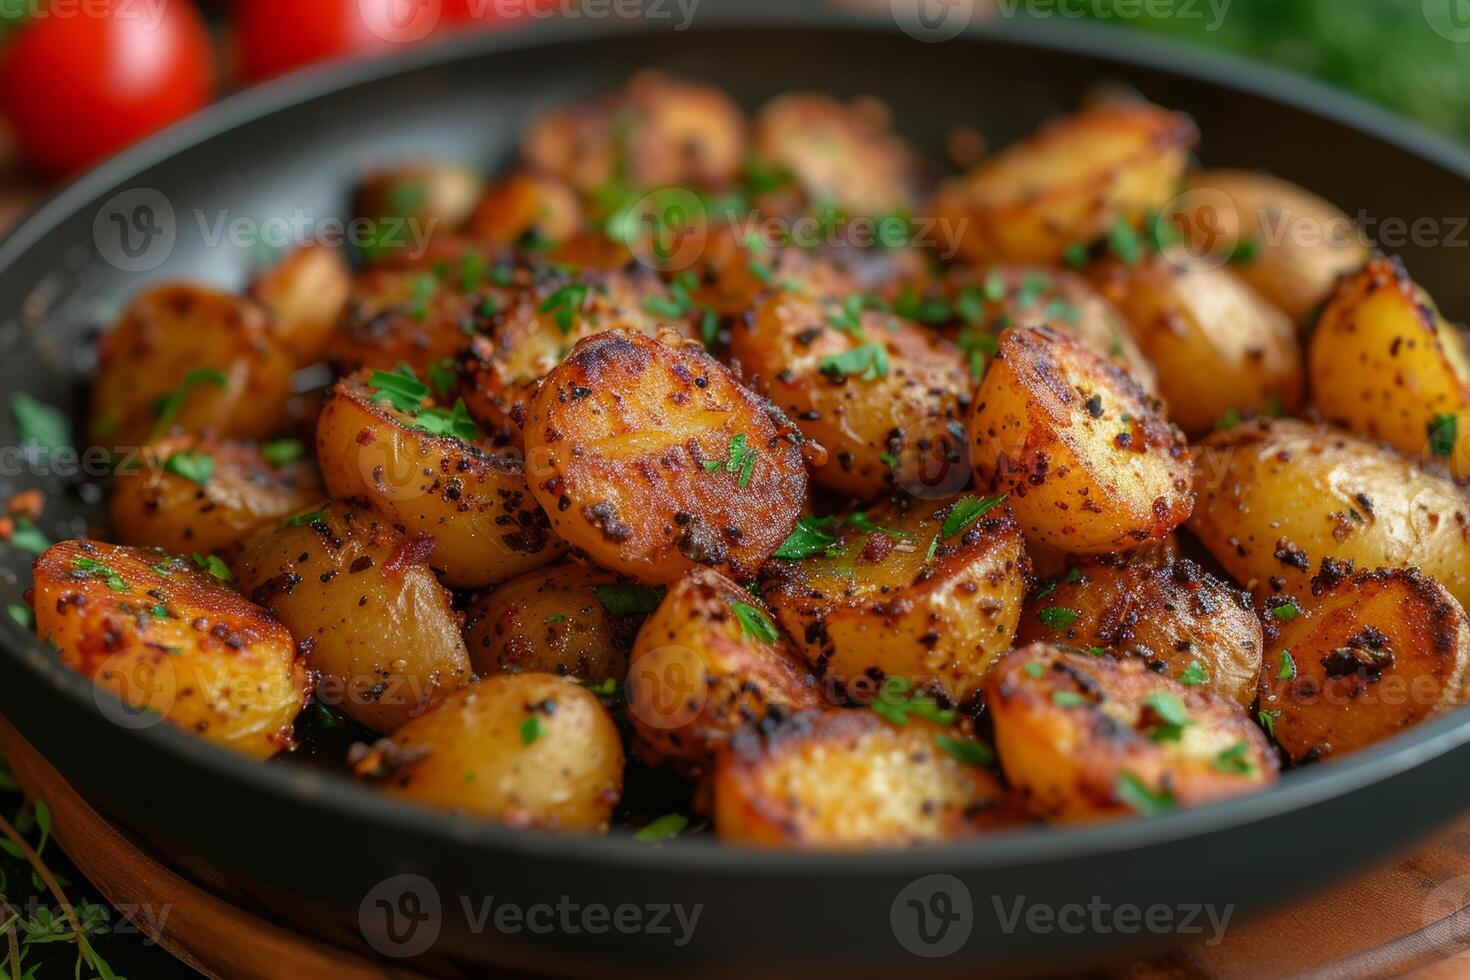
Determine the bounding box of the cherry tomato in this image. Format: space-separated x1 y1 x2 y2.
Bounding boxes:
0 0 214 176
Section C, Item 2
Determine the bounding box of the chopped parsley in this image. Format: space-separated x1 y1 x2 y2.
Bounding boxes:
1179 661 1208 686
261 439 305 466
410 398 480 442
1258 708 1282 738
192 552 232 583
11 393 71 452
824 295 870 338
702 433 757 488
151 368 227 436
1429 413 1458 458
1051 690 1089 708
1107 218 1144 267
408 273 437 322
871 675 955 727
941 494 1007 538
539 283 589 334
6 603 31 628
1024 661 1046 679
8 519 50 556
934 734 995 767
1276 651 1297 681
1038 606 1079 631
592 583 665 616
774 516 838 560
519 715 546 745
368 366 429 413
427 357 458 399
1141 691 1191 742
635 813 688 843
282 511 327 529
1063 243 1090 269
1271 601 1300 622
730 599 779 645
1213 741 1254 775
579 677 619 698
893 288 952 325
818 343 890 382
848 511 908 539
163 450 214 486
1115 771 1176 816
73 557 130 593
1229 235 1261 265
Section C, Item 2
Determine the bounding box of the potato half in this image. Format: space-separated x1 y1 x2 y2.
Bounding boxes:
316 373 562 589
32 541 309 760
249 244 353 365
233 502 470 732
355 674 623 831
986 643 1278 822
969 325 1194 554
1189 419 1470 609
712 710 1025 849
522 329 809 585
1309 257 1470 478
1258 567 1470 764
763 495 1028 702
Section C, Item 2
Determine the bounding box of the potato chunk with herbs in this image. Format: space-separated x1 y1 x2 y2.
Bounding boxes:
969 326 1193 554
712 710 1025 849
762 495 1027 702
32 541 309 760
1258 567 1470 765
986 644 1277 822
522 329 809 585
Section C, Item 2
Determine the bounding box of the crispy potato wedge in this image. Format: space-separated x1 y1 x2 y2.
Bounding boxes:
32 541 309 760
110 435 322 560
353 162 483 261
1309 258 1470 478
763 496 1028 701
249 244 353 365
462 562 637 682
712 710 1026 849
627 568 821 772
522 71 745 193
969 325 1194 554
355 674 623 831
91 284 295 448
1090 255 1304 436
933 104 1196 265
233 502 470 732
1259 567 1470 765
1189 419 1470 609
1014 553 1263 706
986 644 1278 822
465 171 584 248
730 290 971 500
1174 169 1370 322
315 374 562 588
522 329 809 585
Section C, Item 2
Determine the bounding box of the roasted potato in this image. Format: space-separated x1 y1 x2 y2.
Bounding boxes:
1090 255 1304 436
522 329 809 585
1189 419 1470 609
353 162 483 260
763 496 1028 702
465 171 585 248
522 71 746 194
249 244 353 365
626 568 821 772
986 644 1278 822
355 674 623 831
32 541 308 760
315 373 562 589
1173 169 1370 322
1014 553 1263 706
91 284 295 448
933 104 1196 265
109 435 323 560
969 325 1194 554
232 502 470 732
730 289 971 500
1309 258 1470 478
1259 567 1470 764
712 710 1025 849
686 227 854 319
462 562 637 682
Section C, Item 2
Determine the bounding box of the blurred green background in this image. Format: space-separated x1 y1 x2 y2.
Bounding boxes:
1080 0 1470 138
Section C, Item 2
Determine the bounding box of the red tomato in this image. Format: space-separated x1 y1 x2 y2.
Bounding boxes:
0 0 214 176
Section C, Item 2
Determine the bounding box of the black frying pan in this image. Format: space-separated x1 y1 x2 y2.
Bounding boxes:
2 6 1470 976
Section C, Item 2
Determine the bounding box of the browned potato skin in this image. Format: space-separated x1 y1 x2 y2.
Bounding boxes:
687 227 855 319
522 329 809 585
109 435 323 560
1309 257 1470 477
233 503 470 733
522 71 746 193
1189 419 1470 609
462 562 634 682
1014 553 1263 706
356 674 623 831
32 541 309 760
249 244 353 365
1259 567 1470 765
986 644 1278 823
730 290 970 500
627 568 821 773
1176 169 1370 322
457 266 684 437
753 92 918 217
933 104 1197 265
763 497 1028 702
1090 255 1304 436
91 284 295 448
465 172 584 248
353 162 483 257
712 710 1026 849
315 375 562 589
970 326 1194 554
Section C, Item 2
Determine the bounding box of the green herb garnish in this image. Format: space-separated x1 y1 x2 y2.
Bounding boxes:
941 494 1008 538
592 583 665 616
774 516 838 560
11 393 71 452
163 450 214 486
730 599 779 644
635 813 689 843
818 344 890 382
934 734 995 767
